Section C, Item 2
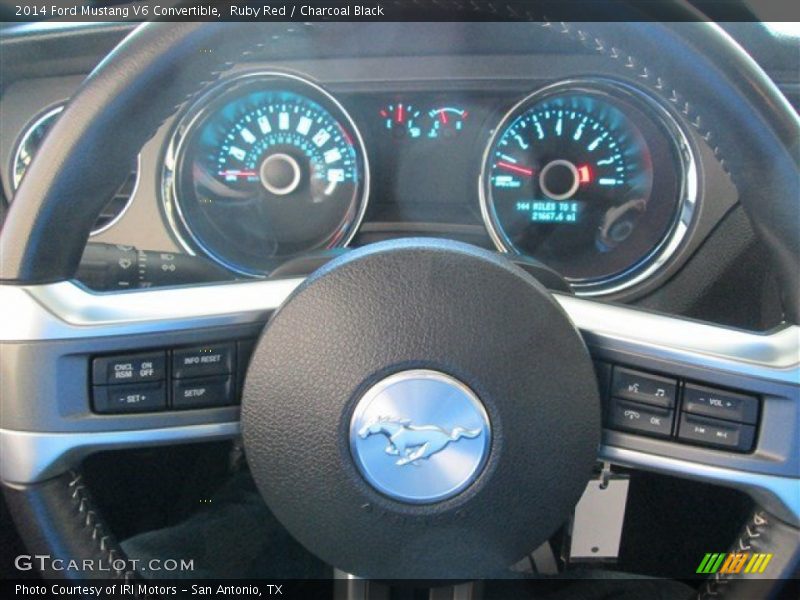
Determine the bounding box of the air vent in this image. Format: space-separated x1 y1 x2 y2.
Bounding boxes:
11 104 139 235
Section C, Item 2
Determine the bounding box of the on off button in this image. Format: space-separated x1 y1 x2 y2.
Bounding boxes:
92 351 166 385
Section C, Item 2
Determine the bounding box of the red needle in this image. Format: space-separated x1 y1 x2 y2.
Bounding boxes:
219 170 257 178
497 161 534 176
439 110 448 125
396 103 404 124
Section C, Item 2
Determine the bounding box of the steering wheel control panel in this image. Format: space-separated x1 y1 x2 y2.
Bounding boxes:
597 362 759 452
91 340 255 414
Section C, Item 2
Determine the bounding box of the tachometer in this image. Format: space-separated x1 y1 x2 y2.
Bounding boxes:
164 72 369 276
480 80 695 295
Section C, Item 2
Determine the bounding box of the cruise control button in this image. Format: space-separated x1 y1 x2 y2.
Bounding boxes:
608 398 674 438
173 343 234 378
93 351 166 385
172 376 233 409
683 384 758 425
611 367 677 408
678 413 755 452
93 382 166 414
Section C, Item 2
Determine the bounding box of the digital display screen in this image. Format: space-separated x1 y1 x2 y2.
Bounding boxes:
515 200 582 224
346 92 506 225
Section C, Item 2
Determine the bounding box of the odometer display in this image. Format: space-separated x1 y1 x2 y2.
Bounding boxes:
481 82 693 295
166 73 368 276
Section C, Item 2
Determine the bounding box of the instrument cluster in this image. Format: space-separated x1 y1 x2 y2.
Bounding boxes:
161 71 697 296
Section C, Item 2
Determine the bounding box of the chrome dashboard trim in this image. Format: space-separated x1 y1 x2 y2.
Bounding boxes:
11 104 65 190
556 294 800 385
11 104 141 237
0 278 304 341
1 280 796 385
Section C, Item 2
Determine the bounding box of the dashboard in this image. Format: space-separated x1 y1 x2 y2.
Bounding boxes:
1 22 793 315
157 70 693 297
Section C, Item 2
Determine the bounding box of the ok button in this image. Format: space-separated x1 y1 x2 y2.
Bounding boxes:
609 398 674 439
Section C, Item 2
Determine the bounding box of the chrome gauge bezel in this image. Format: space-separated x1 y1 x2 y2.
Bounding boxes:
11 104 64 190
162 70 371 277
11 104 140 237
478 78 698 297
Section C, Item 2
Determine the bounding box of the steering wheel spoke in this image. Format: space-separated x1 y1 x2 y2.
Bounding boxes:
0 278 302 485
2 276 796 530
556 294 800 525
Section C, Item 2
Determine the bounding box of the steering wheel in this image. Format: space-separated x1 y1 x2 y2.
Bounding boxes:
1 6 798 596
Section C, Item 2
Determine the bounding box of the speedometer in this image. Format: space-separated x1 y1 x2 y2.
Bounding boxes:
163 72 369 276
480 80 696 296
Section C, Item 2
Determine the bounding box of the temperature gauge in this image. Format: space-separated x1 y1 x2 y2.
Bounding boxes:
426 107 468 139
379 103 422 139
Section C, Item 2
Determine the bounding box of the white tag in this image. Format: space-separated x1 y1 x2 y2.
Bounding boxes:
569 477 630 561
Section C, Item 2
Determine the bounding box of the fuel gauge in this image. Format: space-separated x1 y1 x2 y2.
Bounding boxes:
426 107 468 139
379 103 422 139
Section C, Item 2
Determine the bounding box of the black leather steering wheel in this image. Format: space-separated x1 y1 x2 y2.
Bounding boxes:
1 5 798 596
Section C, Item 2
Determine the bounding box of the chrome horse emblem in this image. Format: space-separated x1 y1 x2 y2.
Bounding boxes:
358 417 482 466
350 369 491 503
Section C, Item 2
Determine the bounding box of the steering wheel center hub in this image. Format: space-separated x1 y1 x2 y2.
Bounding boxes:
350 369 491 504
242 239 600 579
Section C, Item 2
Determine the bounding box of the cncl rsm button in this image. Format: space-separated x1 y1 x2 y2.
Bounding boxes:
92 351 166 385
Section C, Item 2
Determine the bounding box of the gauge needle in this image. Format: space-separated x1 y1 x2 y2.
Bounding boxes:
497 161 534 176
439 110 448 125
218 170 257 179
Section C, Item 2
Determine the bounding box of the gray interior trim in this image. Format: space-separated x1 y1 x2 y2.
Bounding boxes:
1 280 797 381
556 294 800 384
600 445 800 526
0 278 303 341
0 421 240 486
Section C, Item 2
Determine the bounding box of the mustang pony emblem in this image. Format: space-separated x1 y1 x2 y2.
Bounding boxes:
358 417 482 466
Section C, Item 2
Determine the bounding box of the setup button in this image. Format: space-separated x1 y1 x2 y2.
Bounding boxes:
172 376 234 409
